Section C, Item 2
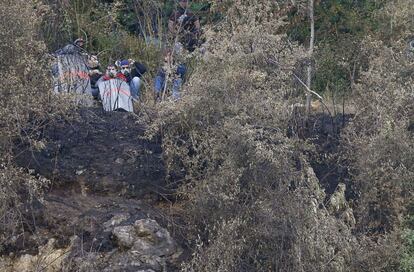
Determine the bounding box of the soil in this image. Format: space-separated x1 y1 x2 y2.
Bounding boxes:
10 106 186 268
15 107 165 198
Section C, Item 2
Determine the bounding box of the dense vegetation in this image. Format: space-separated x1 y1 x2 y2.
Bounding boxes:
1 0 413 271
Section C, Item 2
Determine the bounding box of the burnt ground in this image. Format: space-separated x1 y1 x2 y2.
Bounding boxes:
302 113 355 199
8 105 355 269
14 107 165 198
10 106 187 268
289 110 355 199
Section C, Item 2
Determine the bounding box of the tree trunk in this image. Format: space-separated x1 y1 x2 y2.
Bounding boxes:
305 0 314 117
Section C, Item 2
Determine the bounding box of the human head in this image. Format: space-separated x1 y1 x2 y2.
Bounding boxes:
74 38 84 47
119 60 131 75
87 55 99 69
106 65 117 78
178 0 189 9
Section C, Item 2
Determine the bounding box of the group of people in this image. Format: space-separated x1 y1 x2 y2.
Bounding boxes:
54 0 202 104
87 56 147 100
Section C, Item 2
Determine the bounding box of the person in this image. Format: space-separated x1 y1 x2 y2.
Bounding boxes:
55 38 86 55
155 0 201 101
52 38 92 94
101 65 126 81
168 0 201 52
116 59 147 100
154 48 187 101
98 65 133 113
87 55 102 99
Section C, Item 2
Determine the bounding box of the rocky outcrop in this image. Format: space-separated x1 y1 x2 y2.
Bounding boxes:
0 237 76 272
107 218 181 271
0 216 182 272
327 183 356 228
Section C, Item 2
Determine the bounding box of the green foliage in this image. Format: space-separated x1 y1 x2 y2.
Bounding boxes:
289 0 385 44
401 229 414 271
288 0 386 98
116 0 212 40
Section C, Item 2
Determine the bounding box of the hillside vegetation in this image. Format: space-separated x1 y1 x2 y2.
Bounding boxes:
1 0 413 271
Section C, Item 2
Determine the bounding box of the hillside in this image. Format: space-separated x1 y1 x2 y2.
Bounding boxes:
0 0 413 271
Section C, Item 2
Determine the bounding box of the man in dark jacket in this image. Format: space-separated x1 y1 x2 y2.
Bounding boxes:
87 55 102 99
154 48 186 101
117 59 147 99
168 0 201 52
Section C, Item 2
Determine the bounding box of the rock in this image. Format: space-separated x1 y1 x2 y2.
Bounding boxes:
135 219 160 236
113 226 136 249
306 166 326 202
327 183 356 228
132 219 177 257
341 207 356 229
115 158 124 164
3 237 77 272
328 183 347 214
103 213 130 230
110 218 181 271
76 169 85 175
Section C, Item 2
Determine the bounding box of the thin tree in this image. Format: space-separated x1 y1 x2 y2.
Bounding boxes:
305 0 314 117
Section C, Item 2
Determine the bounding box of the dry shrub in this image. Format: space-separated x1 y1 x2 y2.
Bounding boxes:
0 0 67 156
374 0 414 41
342 38 414 234
0 165 49 252
0 0 70 250
149 1 403 271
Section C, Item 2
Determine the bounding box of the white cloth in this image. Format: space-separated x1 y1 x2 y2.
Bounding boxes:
97 79 134 112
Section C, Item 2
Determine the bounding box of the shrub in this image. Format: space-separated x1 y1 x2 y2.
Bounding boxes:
342 39 414 234
0 0 65 250
147 1 401 271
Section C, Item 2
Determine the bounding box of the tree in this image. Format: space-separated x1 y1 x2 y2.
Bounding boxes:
306 0 314 116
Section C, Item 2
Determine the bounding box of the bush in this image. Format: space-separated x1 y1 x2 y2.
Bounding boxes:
0 0 65 250
150 1 404 271
342 39 414 234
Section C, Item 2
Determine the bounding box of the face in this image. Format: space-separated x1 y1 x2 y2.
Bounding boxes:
77 41 84 47
178 0 188 8
88 55 99 68
106 66 117 77
120 65 131 75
